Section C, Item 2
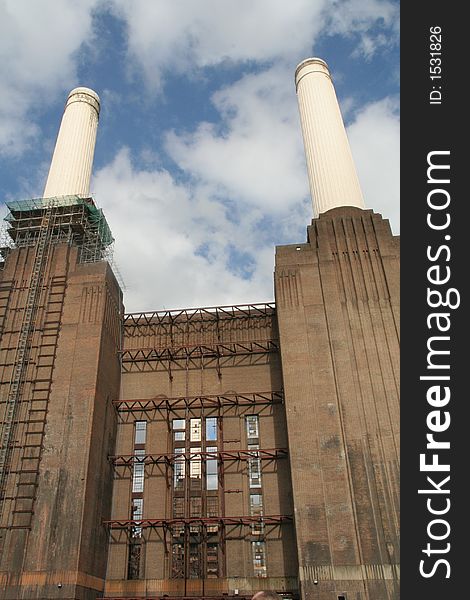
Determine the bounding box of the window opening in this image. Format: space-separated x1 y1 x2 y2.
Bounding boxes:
250 494 264 535
174 447 185 490
173 419 186 441
132 449 145 493
190 447 202 490
246 415 259 439
252 541 267 577
206 417 217 440
248 444 262 488
134 421 147 445
190 418 201 442
206 446 218 490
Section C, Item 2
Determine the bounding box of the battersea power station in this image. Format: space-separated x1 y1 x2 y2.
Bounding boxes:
0 59 399 600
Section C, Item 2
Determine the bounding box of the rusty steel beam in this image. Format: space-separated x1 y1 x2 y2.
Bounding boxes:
120 340 279 364
103 515 292 530
109 448 288 467
123 303 276 327
113 390 283 412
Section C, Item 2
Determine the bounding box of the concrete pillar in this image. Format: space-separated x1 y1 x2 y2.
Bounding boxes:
43 87 100 198
295 58 365 216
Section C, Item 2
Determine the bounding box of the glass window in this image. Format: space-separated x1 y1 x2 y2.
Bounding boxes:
246 415 259 439
206 496 218 518
250 494 264 535
250 494 263 513
174 448 185 489
206 542 219 578
190 447 202 478
173 497 184 519
190 496 202 517
190 418 201 442
189 542 202 578
134 421 147 445
206 496 219 533
248 444 261 488
172 543 185 578
128 542 142 579
131 498 143 538
173 419 186 430
132 498 143 518
206 417 217 441
174 431 185 441
206 446 218 490
252 541 267 577
132 449 145 492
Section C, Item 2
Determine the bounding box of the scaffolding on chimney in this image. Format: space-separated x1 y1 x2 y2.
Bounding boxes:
0 195 114 266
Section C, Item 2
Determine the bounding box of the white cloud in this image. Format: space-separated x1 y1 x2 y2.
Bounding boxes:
164 65 310 212
0 0 100 155
110 0 398 90
109 0 325 91
92 67 399 311
347 96 400 232
326 0 399 58
92 148 275 312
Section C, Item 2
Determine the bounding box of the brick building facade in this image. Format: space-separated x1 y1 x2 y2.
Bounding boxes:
0 59 399 600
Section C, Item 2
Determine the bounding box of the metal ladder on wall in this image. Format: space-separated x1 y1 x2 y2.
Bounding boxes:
0 201 55 512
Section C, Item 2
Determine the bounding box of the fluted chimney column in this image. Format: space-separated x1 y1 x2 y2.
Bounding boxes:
295 58 365 217
43 87 100 198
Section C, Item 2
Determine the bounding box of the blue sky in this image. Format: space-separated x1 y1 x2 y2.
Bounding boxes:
0 0 399 312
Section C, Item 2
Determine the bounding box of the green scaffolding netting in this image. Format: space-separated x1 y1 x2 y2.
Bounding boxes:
4 195 114 247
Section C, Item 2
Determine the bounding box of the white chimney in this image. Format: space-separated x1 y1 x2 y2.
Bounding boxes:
295 58 365 217
43 87 100 198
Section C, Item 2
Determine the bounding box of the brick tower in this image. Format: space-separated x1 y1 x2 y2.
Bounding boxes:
0 89 123 599
273 59 400 600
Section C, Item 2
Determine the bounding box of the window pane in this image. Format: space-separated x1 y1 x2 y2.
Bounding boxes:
206 446 218 490
133 498 143 517
190 496 202 517
173 497 184 519
250 494 264 535
207 496 218 517
207 474 218 490
134 421 147 445
250 494 263 510
174 448 185 489
131 498 143 537
190 418 201 441
206 417 217 441
190 447 201 478
172 543 185 578
174 431 185 441
246 415 259 439
207 542 218 578
252 541 267 577
173 419 186 430
248 444 261 488
132 450 145 492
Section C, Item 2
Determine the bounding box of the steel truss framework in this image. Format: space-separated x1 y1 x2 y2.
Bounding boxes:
104 515 292 531
123 303 276 327
109 448 288 468
121 340 279 363
120 340 279 376
113 391 283 413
